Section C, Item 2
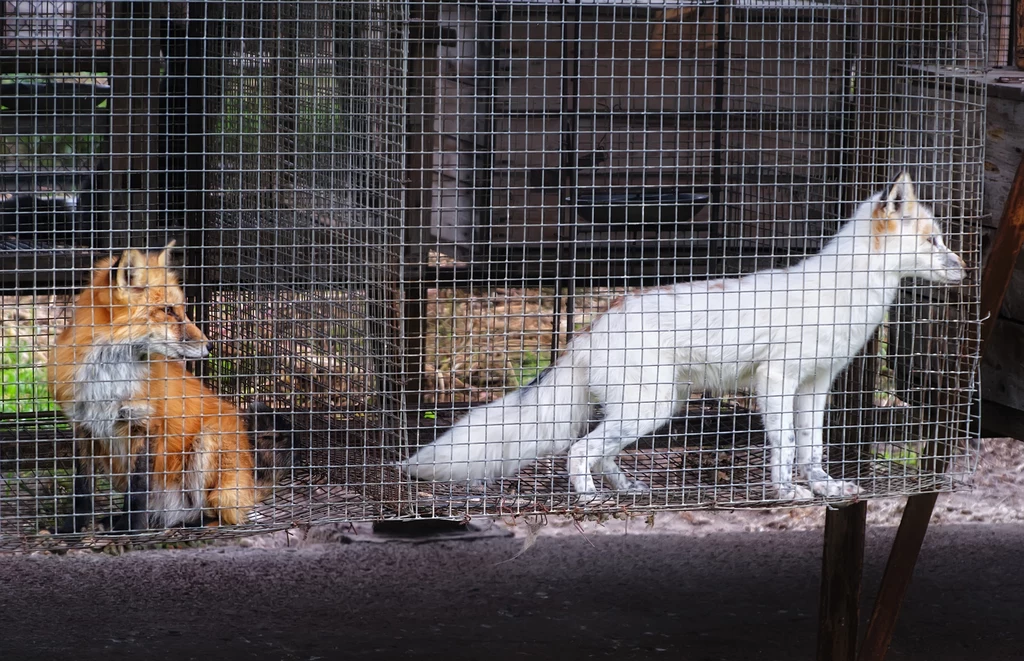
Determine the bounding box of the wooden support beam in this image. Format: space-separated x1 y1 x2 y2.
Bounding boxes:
857 154 1024 661
1016 0 1024 69
856 492 938 661
817 501 867 661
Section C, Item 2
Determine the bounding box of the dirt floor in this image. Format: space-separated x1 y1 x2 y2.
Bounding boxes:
3 523 1024 661
1 440 1021 660
3 291 1021 658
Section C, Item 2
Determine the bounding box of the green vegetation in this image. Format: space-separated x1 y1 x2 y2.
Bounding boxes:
514 350 552 387
877 444 921 468
0 337 57 414
0 72 108 168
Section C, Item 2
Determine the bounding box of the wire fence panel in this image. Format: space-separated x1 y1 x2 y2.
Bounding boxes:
399 0 985 520
0 0 986 551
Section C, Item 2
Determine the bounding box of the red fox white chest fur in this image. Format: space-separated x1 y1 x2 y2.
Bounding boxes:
48 243 269 532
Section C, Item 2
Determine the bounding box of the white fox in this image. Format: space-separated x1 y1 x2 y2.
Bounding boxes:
401 173 967 501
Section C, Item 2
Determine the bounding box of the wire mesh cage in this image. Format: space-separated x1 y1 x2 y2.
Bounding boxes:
0 0 986 550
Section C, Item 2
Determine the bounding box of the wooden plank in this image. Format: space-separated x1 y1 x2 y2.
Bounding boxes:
989 0 1012 67
976 226 1024 322
0 52 111 76
980 154 1024 344
817 501 867 661
979 153 1024 429
982 97 1024 230
980 398 1024 440
981 316 1024 411
430 4 485 253
856 492 938 661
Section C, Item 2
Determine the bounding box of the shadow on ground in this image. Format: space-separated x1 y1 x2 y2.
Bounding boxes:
1 523 1022 660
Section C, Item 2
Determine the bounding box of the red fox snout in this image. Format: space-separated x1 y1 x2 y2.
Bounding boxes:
150 305 211 359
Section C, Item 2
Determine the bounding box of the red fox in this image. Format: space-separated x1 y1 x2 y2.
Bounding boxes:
48 242 291 532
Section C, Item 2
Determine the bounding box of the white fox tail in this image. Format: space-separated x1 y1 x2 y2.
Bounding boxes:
400 352 592 484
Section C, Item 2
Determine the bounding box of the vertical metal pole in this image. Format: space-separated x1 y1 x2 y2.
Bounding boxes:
551 1 583 365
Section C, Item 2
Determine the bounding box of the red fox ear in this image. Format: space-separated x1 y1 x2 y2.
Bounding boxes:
115 249 149 291
156 240 177 268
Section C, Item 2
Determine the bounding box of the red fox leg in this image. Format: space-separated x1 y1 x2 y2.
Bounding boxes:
206 470 257 526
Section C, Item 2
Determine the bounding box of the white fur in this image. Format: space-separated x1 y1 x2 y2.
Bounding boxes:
401 173 967 501
71 341 208 527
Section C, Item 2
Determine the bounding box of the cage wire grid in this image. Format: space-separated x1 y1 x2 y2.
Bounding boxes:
0 0 985 550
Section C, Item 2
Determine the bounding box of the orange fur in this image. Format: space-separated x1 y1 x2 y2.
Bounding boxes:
870 204 900 250
48 245 263 529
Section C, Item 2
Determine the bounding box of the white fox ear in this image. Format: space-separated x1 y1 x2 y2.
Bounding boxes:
115 249 149 290
885 171 918 212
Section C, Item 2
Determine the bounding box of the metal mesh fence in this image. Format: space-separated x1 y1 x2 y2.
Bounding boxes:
0 0 986 550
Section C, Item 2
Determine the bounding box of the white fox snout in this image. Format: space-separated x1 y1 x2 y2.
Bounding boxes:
927 249 967 284
943 253 967 283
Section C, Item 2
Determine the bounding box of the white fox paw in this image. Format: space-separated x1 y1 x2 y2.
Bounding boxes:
620 479 651 494
810 478 861 499
604 475 650 494
776 483 815 501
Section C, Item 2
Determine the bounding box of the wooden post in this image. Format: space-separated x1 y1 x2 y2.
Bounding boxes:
857 156 1024 661
817 501 867 661
109 1 160 249
1016 0 1024 69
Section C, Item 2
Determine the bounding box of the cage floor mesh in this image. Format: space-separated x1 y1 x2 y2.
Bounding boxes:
0 400 972 551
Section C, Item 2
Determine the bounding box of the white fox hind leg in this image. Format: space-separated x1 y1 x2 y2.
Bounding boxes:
757 370 814 501
596 457 651 492
567 418 664 501
794 373 861 498
567 375 678 501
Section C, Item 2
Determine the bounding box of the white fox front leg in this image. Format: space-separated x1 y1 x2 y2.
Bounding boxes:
794 375 861 499
757 373 813 501
567 435 602 498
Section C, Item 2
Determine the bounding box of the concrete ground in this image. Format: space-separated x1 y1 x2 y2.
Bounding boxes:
2 523 1022 660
